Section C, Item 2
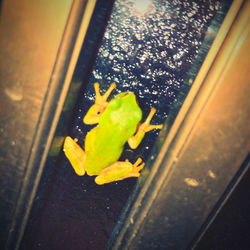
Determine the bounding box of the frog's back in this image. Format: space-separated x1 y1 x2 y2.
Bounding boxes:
85 92 142 175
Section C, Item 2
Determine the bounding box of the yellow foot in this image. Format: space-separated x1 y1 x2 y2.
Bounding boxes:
141 108 163 132
84 83 116 124
128 108 163 149
94 82 116 106
63 136 86 176
95 158 145 185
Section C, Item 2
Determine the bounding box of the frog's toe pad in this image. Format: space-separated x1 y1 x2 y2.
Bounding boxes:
133 157 145 173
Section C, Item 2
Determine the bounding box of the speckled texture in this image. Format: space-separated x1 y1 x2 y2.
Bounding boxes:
85 0 219 108
72 0 222 161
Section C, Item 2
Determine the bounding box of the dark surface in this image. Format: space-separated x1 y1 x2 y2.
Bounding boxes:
196 158 250 250
105 2 250 247
26 167 137 250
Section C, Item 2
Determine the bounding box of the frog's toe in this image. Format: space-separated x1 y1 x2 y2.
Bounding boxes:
133 157 145 173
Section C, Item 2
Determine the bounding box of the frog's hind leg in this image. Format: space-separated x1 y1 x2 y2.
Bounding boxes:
95 158 145 185
63 136 86 176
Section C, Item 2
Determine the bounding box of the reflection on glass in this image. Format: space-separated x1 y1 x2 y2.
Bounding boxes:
72 0 223 164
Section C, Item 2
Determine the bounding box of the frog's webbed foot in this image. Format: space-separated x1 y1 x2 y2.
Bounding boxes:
95 158 145 185
63 136 86 176
84 82 116 124
140 108 163 132
128 108 163 149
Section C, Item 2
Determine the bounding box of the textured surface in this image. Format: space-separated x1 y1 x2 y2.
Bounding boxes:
0 0 72 248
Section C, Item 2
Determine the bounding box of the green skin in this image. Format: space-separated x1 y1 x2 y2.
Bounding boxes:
63 83 162 184
85 92 142 175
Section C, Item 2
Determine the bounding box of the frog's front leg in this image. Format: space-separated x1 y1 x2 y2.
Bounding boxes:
128 108 163 149
63 136 86 176
84 82 116 124
95 158 145 185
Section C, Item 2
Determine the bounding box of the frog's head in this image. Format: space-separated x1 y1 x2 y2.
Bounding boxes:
102 91 142 127
114 92 138 107
110 92 141 116
114 92 131 99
